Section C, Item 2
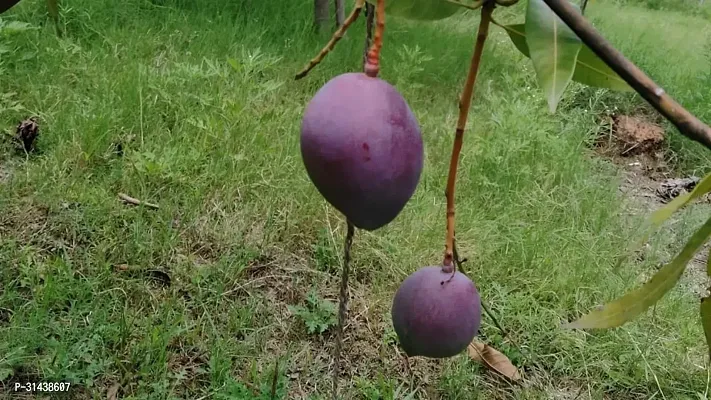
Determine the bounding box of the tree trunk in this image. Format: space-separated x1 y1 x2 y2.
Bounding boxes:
362 2 375 70
335 0 345 28
314 0 329 33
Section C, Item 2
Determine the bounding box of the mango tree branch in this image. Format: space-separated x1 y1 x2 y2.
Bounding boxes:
541 0 711 150
443 0 494 271
295 0 366 80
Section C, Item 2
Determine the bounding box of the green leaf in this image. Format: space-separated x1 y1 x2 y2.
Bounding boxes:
525 0 582 112
502 24 530 57
564 215 711 330
365 0 461 21
700 296 711 359
647 173 711 228
620 172 711 267
572 46 631 91
500 23 631 91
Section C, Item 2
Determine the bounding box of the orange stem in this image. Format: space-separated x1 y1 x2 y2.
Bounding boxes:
443 1 493 271
364 0 384 77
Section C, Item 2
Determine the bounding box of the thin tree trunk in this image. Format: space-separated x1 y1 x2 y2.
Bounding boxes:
362 2 375 70
335 0 345 28
580 0 589 14
314 0 329 33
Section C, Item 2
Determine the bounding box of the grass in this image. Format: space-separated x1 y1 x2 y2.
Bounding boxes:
0 0 710 398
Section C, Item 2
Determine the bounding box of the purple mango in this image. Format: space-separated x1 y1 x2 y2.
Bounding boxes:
391 266 482 358
300 72 423 231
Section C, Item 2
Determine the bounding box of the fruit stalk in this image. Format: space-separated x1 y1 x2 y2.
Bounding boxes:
362 1 375 69
364 0 385 78
295 0 366 80
332 220 355 400
443 1 494 271
541 0 711 150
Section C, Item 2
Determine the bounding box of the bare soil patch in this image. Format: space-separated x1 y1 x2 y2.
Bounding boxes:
594 113 711 297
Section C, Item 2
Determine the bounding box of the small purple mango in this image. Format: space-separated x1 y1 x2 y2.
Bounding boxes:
391 266 482 358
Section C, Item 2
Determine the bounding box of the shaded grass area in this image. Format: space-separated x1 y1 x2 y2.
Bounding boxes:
0 0 710 398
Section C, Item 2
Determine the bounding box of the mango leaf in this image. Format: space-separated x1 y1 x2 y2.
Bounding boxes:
619 171 711 268
565 215 711 330
524 0 582 112
0 0 22 15
499 23 630 91
570 45 631 90
702 252 711 360
365 0 461 21
701 296 711 359
501 24 530 57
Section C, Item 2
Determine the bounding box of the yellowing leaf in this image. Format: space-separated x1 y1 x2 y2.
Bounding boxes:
565 215 711 330
525 0 582 112
620 171 711 268
467 340 521 381
648 172 711 228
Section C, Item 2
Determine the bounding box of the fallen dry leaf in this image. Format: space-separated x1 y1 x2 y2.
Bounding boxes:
467 340 522 381
107 383 120 400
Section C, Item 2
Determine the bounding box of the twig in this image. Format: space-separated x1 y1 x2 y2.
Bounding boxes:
332 220 355 400
453 239 508 338
443 0 494 271
295 0 366 80
118 193 159 209
364 0 385 78
362 1 375 69
541 0 711 150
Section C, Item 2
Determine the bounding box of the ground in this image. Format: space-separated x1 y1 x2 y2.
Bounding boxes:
1 0 711 399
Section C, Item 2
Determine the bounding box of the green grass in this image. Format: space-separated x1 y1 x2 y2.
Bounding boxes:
1 0 710 398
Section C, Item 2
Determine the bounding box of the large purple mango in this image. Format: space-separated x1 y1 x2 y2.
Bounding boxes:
300 72 423 231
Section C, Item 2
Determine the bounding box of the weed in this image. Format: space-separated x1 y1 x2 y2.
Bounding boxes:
288 290 338 335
